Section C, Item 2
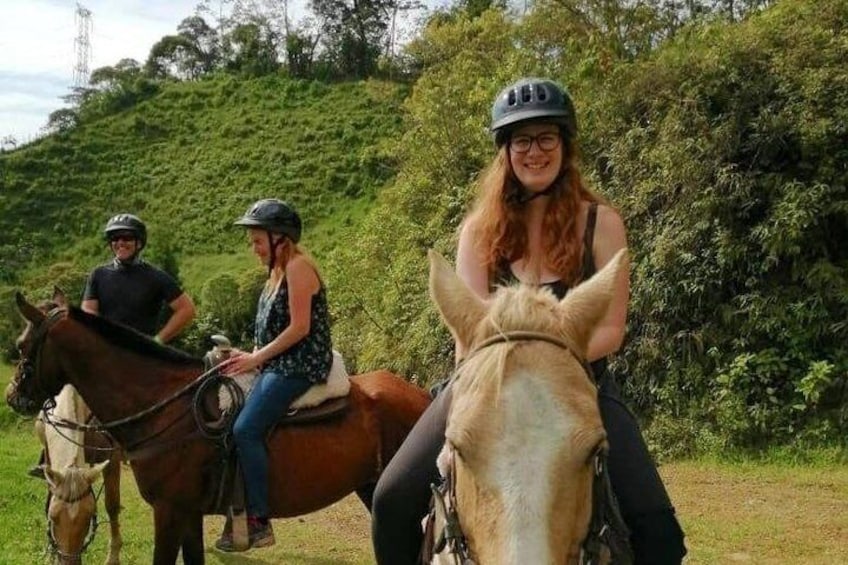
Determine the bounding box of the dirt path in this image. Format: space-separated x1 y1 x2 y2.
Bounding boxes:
197 460 847 564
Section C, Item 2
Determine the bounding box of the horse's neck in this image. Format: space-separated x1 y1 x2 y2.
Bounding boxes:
61 328 199 423
46 385 89 468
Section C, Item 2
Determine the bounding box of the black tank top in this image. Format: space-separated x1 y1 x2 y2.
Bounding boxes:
492 202 607 376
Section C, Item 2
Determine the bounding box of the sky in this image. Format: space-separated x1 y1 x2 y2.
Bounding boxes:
0 0 311 144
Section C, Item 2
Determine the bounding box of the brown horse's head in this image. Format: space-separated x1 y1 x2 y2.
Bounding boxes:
6 288 69 416
427 249 627 565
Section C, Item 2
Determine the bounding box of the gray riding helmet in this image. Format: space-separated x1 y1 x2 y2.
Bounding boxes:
234 199 302 244
490 78 577 146
104 213 147 248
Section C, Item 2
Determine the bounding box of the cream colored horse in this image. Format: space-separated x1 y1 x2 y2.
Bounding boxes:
427 248 627 565
35 385 122 564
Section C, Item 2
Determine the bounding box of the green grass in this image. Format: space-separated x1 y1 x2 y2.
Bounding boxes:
2 362 846 563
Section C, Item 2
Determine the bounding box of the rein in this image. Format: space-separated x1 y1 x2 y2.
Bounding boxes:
436 330 617 565
19 305 224 459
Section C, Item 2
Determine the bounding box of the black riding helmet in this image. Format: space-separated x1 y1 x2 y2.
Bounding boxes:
235 199 302 273
104 213 147 248
234 198 302 243
490 78 577 147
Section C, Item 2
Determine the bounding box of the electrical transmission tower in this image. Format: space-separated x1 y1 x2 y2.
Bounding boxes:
73 3 93 87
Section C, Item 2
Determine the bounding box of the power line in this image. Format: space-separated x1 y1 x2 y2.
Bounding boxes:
73 3 93 87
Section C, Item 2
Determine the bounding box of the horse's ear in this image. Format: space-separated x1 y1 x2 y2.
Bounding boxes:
15 292 45 324
44 466 63 489
83 461 110 484
557 249 629 354
52 286 68 308
428 249 487 352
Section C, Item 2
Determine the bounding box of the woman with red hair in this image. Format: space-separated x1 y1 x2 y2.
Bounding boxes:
371 78 686 564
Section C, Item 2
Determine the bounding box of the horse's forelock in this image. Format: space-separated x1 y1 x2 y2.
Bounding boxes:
482 285 565 339
49 467 90 503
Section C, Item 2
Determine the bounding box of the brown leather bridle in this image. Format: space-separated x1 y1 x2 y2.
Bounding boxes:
432 330 621 565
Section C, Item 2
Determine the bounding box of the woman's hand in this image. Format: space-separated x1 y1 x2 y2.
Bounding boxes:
221 350 262 376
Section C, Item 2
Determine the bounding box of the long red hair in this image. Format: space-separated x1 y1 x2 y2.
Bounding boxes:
465 138 605 285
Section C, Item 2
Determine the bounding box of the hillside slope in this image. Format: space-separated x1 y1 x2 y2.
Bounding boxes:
0 76 407 280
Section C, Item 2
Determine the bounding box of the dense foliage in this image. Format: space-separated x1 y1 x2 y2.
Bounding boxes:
327 0 847 453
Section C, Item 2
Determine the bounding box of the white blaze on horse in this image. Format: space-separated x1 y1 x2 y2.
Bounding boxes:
426 249 628 565
36 383 123 565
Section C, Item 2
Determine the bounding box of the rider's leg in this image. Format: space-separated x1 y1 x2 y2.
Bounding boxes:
598 372 687 565
27 448 47 478
371 381 452 565
232 370 312 546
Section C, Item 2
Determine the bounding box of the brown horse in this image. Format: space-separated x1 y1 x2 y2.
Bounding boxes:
6 289 430 565
425 249 627 565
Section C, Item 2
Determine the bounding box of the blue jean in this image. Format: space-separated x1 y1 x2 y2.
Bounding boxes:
233 369 312 517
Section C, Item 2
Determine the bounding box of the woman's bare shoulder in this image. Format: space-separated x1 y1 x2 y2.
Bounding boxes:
593 203 627 255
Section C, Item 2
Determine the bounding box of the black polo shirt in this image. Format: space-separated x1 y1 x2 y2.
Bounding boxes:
82 261 183 336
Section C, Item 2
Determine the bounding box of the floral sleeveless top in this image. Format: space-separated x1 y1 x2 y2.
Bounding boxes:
254 281 333 383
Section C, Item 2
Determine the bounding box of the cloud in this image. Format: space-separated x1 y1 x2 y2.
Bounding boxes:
0 0 199 141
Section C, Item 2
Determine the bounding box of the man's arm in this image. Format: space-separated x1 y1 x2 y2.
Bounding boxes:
156 293 196 343
81 299 99 315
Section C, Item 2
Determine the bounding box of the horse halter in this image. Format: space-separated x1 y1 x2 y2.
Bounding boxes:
44 485 101 564
435 330 619 565
12 304 67 415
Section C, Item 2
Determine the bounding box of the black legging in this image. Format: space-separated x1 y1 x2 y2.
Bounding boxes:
371 372 687 565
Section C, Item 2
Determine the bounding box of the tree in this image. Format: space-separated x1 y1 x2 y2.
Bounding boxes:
45 108 79 134
311 0 395 78
286 24 321 77
223 19 281 76
177 15 221 73
145 35 207 79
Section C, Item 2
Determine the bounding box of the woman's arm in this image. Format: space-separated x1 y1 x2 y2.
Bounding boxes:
223 256 320 374
456 218 490 299
454 218 490 360
586 205 630 362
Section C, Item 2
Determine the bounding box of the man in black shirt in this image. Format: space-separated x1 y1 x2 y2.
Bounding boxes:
82 214 195 342
28 213 195 477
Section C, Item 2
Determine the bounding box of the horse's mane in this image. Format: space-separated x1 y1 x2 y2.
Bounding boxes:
68 307 202 367
455 283 567 400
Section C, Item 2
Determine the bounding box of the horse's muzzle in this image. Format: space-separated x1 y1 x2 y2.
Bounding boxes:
5 380 40 416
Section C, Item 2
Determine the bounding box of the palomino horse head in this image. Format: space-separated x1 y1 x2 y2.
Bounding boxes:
43 462 109 564
428 248 628 565
5 287 69 416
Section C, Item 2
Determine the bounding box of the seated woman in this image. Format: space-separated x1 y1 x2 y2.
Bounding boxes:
371 78 687 564
216 198 333 552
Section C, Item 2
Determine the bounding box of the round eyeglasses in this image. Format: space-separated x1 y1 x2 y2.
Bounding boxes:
509 132 561 153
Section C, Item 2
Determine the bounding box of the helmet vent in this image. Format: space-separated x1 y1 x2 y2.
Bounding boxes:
538 86 548 101
520 85 532 102
508 90 517 106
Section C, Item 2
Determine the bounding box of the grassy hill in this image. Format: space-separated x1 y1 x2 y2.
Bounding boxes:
0 75 408 355
0 75 406 280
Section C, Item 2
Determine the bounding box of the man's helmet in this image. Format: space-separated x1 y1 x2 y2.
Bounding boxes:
104 213 147 247
490 78 577 146
234 199 302 243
